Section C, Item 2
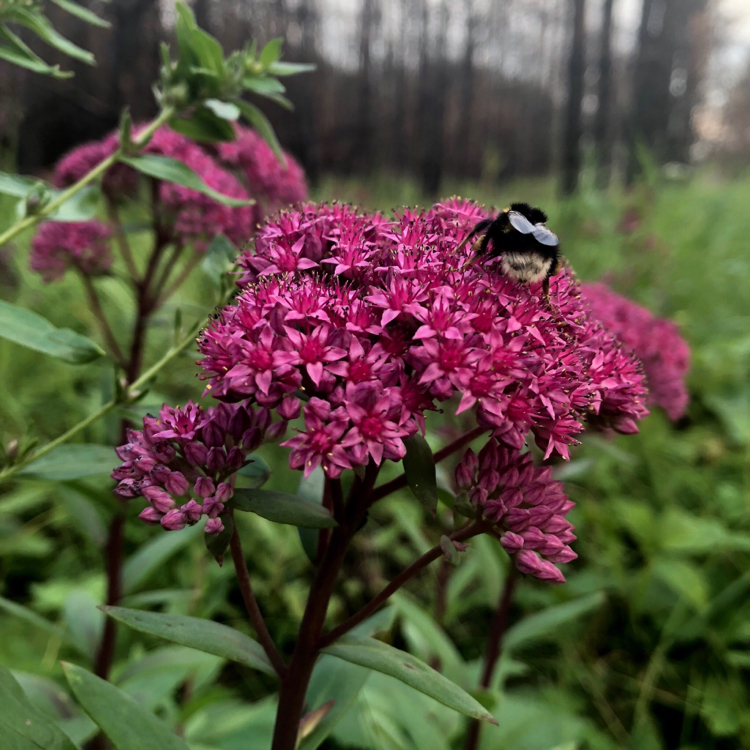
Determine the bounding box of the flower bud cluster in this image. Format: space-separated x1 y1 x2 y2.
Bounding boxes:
111 400 288 534
30 220 112 282
455 441 575 583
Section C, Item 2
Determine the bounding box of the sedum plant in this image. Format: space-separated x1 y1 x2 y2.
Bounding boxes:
103 198 652 749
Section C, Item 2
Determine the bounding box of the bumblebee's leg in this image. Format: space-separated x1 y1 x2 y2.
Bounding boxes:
456 219 493 254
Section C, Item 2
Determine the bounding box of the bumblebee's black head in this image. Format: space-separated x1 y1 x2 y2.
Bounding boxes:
509 202 548 225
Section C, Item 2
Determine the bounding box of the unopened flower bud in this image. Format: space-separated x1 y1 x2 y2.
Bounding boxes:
499 531 524 554
229 406 253 439
202 420 225 448
181 499 203 524
207 447 227 474
160 508 187 531
194 477 215 499
165 470 189 496
143 486 176 513
139 507 163 525
226 446 245 470
185 442 208 466
241 428 262 452
265 421 288 443
205 517 224 536
151 440 176 463
253 406 272 432
277 396 301 421
150 464 171 484
215 482 234 503
202 496 224 518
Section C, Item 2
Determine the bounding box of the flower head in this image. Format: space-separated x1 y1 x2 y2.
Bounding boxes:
217 125 308 213
112 400 287 532
30 221 112 282
582 282 690 420
118 198 650 581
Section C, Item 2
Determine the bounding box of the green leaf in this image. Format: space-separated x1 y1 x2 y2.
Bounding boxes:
0 171 37 197
101 606 275 676
321 635 497 724
296 466 325 562
201 233 237 282
0 665 77 750
267 61 316 76
122 524 203 595
504 592 606 651
7 7 94 65
169 105 236 142
49 0 110 28
651 558 709 611
204 98 240 121
0 597 68 642
0 300 105 364
243 76 286 97
17 444 115 481
298 656 371 750
259 38 283 67
236 455 272 489
0 26 70 77
119 154 252 206
234 99 286 166
232 488 337 529
61 663 190 750
402 435 438 515
205 512 233 566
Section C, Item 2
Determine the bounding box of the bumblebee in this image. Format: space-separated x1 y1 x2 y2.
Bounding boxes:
457 202 561 298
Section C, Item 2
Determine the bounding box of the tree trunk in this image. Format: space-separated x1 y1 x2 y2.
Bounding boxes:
594 0 615 188
561 0 586 196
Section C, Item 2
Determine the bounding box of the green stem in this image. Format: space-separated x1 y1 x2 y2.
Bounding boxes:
0 106 175 250
0 312 206 484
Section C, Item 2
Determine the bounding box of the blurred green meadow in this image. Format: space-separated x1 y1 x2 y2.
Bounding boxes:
2 168 750 750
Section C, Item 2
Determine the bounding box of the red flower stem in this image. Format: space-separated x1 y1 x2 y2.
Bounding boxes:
270 463 379 750
159 253 200 307
78 272 127 368
228 514 288 678
318 520 486 649
150 243 184 301
106 197 139 282
330 477 345 521
463 566 519 750
369 425 487 503
93 501 127 679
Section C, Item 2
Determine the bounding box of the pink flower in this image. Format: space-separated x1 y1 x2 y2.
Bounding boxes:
217 125 308 213
30 221 112 282
281 398 352 478
582 282 690 420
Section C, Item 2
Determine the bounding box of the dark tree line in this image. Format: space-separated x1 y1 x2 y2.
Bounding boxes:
4 0 715 196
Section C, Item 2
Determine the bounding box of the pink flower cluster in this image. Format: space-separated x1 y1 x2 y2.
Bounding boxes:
217 125 307 215
51 124 307 257
455 441 574 583
30 220 112 282
189 198 649 580
582 282 690 421
112 400 286 534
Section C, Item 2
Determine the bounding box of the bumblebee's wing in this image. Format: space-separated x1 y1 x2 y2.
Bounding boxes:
532 224 559 247
507 211 536 235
